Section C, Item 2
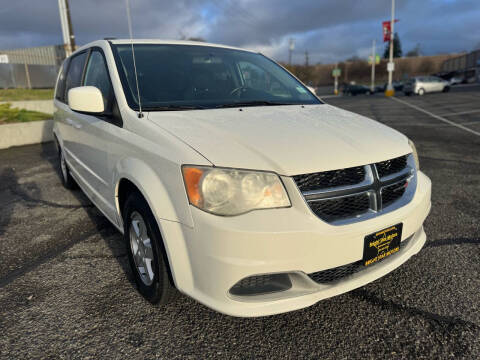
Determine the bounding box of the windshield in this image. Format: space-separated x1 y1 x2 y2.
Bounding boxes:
111 44 321 110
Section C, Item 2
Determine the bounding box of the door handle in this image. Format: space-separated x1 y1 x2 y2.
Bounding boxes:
66 118 82 129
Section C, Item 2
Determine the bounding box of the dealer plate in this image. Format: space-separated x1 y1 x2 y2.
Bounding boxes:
363 223 403 266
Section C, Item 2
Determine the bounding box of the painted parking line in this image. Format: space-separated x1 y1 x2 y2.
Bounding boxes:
438 109 480 117
319 94 341 99
391 96 480 137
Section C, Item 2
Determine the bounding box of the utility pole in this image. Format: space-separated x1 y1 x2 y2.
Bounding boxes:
370 39 376 92
58 0 76 56
385 0 395 96
304 50 309 66
334 62 339 95
288 38 295 65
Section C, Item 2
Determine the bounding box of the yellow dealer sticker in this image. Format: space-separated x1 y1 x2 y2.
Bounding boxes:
363 223 403 266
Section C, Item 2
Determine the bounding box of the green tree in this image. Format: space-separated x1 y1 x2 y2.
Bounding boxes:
406 43 422 57
383 32 402 58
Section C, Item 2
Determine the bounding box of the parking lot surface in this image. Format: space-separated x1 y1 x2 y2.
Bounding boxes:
1 86 479 359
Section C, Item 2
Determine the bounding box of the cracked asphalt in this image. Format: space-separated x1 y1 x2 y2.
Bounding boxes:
0 86 479 359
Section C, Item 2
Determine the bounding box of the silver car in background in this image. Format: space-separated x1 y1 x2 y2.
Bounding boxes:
403 76 450 96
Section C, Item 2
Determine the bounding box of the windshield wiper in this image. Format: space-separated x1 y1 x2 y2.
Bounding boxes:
142 105 206 111
215 101 298 108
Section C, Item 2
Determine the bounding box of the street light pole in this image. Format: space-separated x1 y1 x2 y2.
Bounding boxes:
371 39 376 92
288 38 295 65
385 0 395 96
334 62 338 95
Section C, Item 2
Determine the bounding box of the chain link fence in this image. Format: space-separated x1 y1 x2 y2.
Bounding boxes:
0 45 66 89
0 63 58 89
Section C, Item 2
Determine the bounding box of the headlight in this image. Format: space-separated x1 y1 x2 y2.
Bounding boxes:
408 139 420 170
182 166 291 216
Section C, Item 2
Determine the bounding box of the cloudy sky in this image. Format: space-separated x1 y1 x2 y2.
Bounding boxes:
1 0 479 64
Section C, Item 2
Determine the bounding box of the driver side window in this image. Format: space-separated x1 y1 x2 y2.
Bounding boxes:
84 50 113 110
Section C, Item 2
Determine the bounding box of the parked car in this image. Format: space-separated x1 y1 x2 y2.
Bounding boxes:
392 81 404 91
343 84 373 96
53 39 431 317
403 76 450 96
449 76 464 86
377 81 403 92
374 84 385 93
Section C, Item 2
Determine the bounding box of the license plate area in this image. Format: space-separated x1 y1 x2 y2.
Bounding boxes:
363 223 403 266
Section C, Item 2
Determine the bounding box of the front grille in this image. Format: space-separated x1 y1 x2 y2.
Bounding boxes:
376 155 408 178
308 235 413 284
308 193 370 222
293 166 365 192
293 154 415 224
382 180 407 207
309 261 362 284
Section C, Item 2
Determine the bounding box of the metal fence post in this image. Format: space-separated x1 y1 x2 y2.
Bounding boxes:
24 63 31 89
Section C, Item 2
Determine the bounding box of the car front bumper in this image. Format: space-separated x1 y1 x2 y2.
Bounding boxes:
160 171 431 317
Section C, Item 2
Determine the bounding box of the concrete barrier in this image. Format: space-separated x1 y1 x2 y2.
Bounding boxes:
0 120 53 149
0 100 54 114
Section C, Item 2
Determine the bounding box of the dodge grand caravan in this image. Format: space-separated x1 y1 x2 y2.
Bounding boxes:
53 39 431 317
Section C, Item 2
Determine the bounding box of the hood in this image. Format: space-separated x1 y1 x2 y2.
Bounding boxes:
148 104 411 176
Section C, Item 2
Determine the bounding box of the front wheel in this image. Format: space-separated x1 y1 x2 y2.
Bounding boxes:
123 192 177 305
418 88 425 96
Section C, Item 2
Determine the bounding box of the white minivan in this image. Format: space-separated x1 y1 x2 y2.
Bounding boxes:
53 39 431 317
403 76 450 96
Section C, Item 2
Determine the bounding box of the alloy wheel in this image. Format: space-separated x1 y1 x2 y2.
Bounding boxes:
129 211 155 286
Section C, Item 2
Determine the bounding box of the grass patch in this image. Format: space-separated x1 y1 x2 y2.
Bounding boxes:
0 88 54 101
0 103 51 125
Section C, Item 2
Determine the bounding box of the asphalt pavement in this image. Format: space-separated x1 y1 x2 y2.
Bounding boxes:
0 86 479 359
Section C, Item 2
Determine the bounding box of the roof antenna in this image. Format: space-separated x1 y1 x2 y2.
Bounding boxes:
125 0 143 118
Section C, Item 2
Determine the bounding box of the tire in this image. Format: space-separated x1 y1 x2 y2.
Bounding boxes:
418 88 425 96
123 191 177 305
58 144 77 189
443 86 450 93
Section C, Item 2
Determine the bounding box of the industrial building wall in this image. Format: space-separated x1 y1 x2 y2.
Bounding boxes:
442 49 480 72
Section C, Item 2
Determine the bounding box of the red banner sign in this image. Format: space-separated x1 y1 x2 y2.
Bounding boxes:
382 21 391 42
382 20 399 42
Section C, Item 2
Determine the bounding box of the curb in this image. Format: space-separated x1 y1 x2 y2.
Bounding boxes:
0 100 54 115
0 120 53 149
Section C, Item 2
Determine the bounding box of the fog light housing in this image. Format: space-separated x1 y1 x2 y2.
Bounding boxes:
229 273 292 296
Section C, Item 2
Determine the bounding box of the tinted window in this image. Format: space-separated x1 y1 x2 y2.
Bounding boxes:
238 61 290 98
84 50 113 109
65 52 87 104
55 59 70 103
113 44 321 110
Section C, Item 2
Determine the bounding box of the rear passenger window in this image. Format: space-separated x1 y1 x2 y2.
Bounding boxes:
64 52 88 104
55 59 70 103
83 50 113 109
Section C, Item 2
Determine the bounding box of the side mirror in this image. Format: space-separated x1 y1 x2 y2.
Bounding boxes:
68 86 104 114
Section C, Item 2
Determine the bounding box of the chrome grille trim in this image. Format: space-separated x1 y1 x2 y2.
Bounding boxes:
303 165 374 201
294 154 417 225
